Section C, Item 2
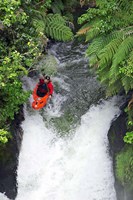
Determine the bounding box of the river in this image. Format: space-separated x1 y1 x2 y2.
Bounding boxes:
0 41 121 200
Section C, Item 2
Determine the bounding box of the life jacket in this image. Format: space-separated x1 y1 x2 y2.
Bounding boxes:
37 83 48 96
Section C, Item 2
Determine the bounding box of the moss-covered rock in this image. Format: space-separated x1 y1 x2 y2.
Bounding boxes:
116 145 133 191
39 54 58 76
50 110 77 136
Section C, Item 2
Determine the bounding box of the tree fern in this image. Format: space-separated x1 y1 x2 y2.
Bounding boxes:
117 0 133 12
112 36 133 68
89 54 99 67
121 76 133 93
86 27 100 41
97 67 110 84
33 13 73 42
86 30 124 57
106 79 123 96
33 18 46 32
47 13 66 24
86 35 121 67
45 14 73 41
99 38 123 67
77 0 133 97
86 29 133 95
86 37 104 56
129 51 133 62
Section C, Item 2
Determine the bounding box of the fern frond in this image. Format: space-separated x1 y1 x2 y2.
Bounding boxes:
86 36 105 56
45 14 73 41
30 9 45 19
33 18 46 32
128 50 133 63
109 67 121 84
47 14 66 24
124 26 133 36
76 0 133 98
117 0 133 12
109 30 124 40
106 80 122 96
86 27 100 41
89 54 99 67
121 76 133 93
86 30 124 57
112 36 133 68
98 68 110 84
99 38 123 67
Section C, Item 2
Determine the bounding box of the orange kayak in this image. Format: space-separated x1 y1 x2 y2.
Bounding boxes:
32 85 49 110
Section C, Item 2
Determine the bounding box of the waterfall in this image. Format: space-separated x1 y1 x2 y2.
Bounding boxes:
14 97 120 200
0 42 121 200
0 193 9 200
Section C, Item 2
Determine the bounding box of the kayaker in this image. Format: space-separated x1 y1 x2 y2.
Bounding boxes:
44 76 54 98
36 78 48 97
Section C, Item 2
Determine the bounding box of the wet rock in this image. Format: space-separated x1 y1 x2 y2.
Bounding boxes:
108 110 127 200
0 106 24 199
108 93 133 200
108 111 126 155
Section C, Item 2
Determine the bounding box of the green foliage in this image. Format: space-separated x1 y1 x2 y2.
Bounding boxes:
50 110 75 135
0 129 11 144
53 0 79 16
33 13 73 41
119 50 133 78
0 0 76 146
77 0 133 96
21 0 53 10
78 0 133 33
46 14 73 41
124 132 133 144
112 37 133 68
0 52 30 125
39 54 58 76
116 145 133 190
77 6 133 185
0 0 28 27
0 0 45 141
51 0 64 14
86 30 133 95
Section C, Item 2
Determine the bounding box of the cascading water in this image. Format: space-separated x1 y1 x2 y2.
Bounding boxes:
15 97 120 200
0 42 121 200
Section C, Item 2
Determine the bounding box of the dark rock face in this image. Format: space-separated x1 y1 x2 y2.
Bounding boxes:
108 110 127 200
108 99 133 200
108 111 126 155
0 106 24 200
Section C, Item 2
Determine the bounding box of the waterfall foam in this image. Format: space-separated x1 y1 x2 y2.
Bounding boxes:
0 42 121 200
0 193 9 200
15 97 120 200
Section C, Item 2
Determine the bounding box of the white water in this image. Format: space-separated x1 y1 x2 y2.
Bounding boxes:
12 97 120 200
0 44 121 200
0 193 9 200
0 97 120 200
